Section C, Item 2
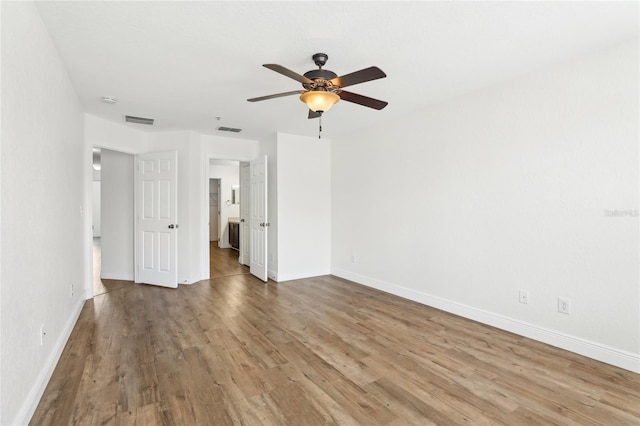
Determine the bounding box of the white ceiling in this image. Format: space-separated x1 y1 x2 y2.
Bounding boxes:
35 1 638 141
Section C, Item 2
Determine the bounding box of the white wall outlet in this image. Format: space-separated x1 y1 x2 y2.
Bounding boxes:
558 297 571 314
39 323 46 346
519 289 529 304
351 254 356 263
70 283 74 298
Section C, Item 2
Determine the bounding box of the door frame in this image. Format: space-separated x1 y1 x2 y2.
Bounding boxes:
202 156 253 279
85 145 138 300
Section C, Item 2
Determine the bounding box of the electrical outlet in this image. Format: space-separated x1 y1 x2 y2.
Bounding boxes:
70 284 74 298
558 297 571 314
351 254 356 263
519 290 529 304
40 323 46 346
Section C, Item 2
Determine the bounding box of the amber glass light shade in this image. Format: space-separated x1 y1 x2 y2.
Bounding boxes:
299 91 340 112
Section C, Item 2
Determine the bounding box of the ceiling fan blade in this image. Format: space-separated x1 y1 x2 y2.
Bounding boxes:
247 90 304 102
308 109 322 119
264 64 314 84
338 90 388 110
330 66 386 88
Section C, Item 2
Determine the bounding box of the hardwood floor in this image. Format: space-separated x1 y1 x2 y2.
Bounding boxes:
32 263 639 424
93 238 132 297
210 242 250 278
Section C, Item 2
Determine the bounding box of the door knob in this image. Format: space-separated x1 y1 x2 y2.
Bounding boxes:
240 219 245 223
168 224 179 229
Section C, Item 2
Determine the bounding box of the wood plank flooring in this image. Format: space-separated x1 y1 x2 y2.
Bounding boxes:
31 248 640 425
93 238 133 297
210 242 250 279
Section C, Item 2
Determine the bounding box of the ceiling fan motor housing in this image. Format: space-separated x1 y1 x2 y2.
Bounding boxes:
303 69 338 90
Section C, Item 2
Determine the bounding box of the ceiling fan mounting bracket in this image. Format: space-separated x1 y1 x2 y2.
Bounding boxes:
312 53 329 68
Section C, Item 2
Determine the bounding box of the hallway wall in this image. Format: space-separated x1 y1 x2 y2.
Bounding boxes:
1 2 85 423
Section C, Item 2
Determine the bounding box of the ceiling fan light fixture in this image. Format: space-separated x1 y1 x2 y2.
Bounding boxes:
300 90 340 113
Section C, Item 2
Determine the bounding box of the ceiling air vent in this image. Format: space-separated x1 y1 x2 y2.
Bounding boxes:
217 126 242 133
125 115 155 125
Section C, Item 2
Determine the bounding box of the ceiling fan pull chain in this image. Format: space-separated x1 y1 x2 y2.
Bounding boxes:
318 113 322 139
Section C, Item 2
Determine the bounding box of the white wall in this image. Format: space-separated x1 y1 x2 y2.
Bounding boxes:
85 114 148 154
277 133 331 281
1 2 85 424
209 161 240 248
331 39 639 372
100 149 134 280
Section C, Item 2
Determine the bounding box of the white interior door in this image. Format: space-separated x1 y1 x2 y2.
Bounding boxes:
209 179 219 241
250 155 268 281
240 164 250 266
135 151 178 288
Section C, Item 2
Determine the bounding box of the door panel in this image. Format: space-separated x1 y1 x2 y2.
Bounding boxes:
135 151 178 288
209 179 219 242
250 155 268 282
240 164 250 265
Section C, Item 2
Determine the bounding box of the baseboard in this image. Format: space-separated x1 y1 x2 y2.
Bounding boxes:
13 297 85 425
268 269 278 282
331 268 640 374
100 272 134 281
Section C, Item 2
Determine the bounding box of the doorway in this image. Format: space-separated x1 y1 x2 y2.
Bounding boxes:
207 159 252 278
91 147 133 296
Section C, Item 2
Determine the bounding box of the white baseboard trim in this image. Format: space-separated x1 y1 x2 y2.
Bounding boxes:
268 269 278 282
14 297 85 425
331 268 640 374
100 272 134 281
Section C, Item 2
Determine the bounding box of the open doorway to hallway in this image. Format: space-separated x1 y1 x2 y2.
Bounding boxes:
91 147 135 296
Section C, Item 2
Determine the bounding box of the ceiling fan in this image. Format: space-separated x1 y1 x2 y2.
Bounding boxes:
247 53 388 119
